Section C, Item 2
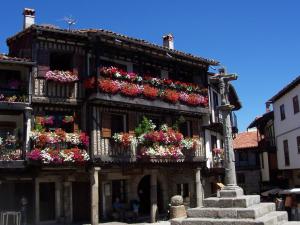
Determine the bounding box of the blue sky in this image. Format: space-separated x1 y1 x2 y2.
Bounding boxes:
1 1 299 131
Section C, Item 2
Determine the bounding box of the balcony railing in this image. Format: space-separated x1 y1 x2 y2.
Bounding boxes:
96 137 206 163
0 88 28 103
33 77 83 101
0 136 25 168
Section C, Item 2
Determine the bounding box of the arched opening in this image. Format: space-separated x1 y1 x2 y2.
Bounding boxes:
137 175 164 216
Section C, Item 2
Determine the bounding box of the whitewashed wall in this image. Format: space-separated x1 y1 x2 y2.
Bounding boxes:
273 84 300 169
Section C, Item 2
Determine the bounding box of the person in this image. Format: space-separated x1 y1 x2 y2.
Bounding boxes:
112 197 124 221
20 196 28 225
285 195 293 220
132 199 139 220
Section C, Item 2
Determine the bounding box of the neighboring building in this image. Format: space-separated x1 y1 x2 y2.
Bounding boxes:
0 8 241 225
269 75 300 187
248 110 285 191
233 131 261 194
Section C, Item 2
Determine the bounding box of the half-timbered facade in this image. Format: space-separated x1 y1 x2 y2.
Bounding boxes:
0 8 241 225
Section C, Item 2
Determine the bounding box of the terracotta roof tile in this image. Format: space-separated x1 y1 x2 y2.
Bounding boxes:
0 54 34 64
7 25 219 66
233 131 258 150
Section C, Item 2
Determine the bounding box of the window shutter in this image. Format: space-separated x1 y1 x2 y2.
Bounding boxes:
128 113 136 135
192 120 200 138
73 112 79 133
102 112 111 138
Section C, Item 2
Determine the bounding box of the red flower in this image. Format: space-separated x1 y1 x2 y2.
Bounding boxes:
162 89 180 103
80 132 89 147
84 77 96 89
98 79 120 94
120 83 142 97
143 85 159 99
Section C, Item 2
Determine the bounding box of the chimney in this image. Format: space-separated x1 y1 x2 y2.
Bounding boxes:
23 8 35 29
163 34 174 50
265 101 272 112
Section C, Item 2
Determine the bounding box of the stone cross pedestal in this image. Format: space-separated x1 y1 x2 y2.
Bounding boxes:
171 188 294 225
171 69 294 225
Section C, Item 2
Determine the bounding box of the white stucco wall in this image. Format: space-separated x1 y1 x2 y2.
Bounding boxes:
273 84 300 169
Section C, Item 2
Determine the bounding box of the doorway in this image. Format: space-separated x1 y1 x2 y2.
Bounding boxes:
39 182 55 221
72 182 90 223
137 175 164 215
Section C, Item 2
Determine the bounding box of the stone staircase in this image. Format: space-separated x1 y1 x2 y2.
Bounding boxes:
171 187 298 225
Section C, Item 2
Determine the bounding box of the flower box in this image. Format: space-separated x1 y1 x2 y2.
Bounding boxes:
45 70 79 83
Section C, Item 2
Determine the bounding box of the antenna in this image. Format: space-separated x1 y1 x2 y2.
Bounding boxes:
63 16 76 31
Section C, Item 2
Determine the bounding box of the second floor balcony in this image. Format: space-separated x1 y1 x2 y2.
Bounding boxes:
33 69 84 104
85 67 210 115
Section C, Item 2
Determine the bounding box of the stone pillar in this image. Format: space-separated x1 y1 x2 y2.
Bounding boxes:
90 167 100 225
150 170 158 223
63 181 72 224
195 167 203 207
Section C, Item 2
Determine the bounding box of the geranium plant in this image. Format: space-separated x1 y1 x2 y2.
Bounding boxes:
45 70 79 83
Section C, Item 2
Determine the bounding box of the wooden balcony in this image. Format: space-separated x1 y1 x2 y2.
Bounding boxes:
94 137 206 163
89 93 210 115
0 146 25 168
0 88 30 110
32 77 84 104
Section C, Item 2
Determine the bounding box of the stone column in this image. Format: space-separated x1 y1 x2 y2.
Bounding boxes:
195 167 203 207
150 170 158 223
63 181 72 224
55 182 62 221
90 167 101 225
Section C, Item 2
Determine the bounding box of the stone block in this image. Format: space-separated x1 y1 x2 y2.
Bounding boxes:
219 188 244 198
170 205 187 219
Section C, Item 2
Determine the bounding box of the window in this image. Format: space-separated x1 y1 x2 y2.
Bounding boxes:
297 136 300 154
211 135 217 151
111 114 126 134
0 70 22 93
179 121 192 137
112 180 127 203
283 140 290 166
100 60 127 72
176 183 189 198
50 52 72 71
293 96 299 114
213 92 219 110
43 112 75 133
280 104 286 120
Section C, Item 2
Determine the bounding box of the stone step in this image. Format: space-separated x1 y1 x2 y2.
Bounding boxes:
203 195 261 208
171 211 288 225
282 222 300 225
187 202 276 219
256 211 288 225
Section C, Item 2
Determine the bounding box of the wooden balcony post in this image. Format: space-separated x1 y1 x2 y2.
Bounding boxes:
150 170 158 223
90 167 101 225
24 107 32 157
63 181 73 224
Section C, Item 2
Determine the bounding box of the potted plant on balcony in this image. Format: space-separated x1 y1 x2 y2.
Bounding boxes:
212 148 224 168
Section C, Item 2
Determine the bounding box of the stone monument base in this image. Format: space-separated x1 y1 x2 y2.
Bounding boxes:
171 187 296 225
